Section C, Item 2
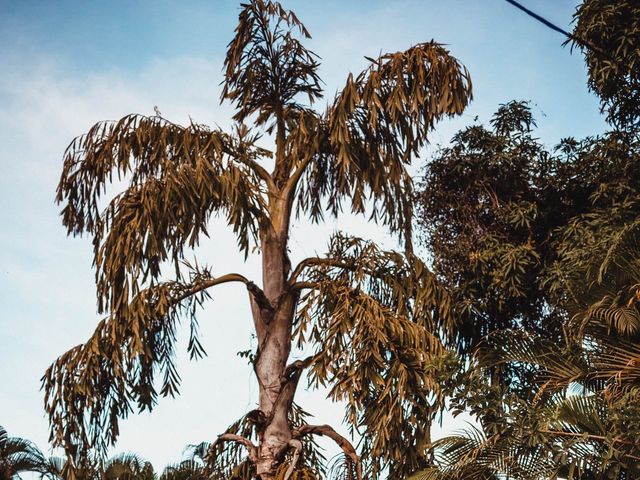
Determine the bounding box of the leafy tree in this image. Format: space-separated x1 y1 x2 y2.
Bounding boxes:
570 0 640 129
417 101 579 356
406 250 640 480
417 102 640 347
415 100 640 478
42 1 472 479
414 0 640 476
411 389 640 480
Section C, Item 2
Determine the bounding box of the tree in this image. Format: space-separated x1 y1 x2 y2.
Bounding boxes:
101 453 156 480
570 0 640 129
42 1 472 479
414 0 640 474
417 101 576 356
416 101 640 348
98 453 206 480
0 426 60 480
415 100 640 479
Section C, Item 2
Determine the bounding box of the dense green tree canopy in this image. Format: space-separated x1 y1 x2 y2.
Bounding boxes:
416 101 640 355
415 106 640 480
571 0 640 129
415 0 640 477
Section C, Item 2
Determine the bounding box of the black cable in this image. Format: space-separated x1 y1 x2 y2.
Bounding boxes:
504 0 609 59
506 0 573 37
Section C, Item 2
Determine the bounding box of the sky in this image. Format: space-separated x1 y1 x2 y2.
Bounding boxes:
0 0 609 472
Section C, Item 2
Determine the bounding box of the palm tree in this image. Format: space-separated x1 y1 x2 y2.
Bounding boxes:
423 298 640 480
101 453 156 480
158 461 208 480
0 426 56 480
42 1 472 479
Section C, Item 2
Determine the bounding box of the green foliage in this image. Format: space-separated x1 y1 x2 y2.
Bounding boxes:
159 461 209 480
415 108 640 479
0 426 57 479
101 453 156 480
417 101 640 356
412 126 640 472
293 234 457 477
571 0 640 129
417 101 568 352
414 313 640 478
547 132 640 317
412 2 640 478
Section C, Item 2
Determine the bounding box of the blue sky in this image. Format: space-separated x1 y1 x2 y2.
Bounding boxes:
0 0 608 471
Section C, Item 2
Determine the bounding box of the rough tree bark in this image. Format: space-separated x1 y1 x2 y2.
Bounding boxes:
248 185 305 479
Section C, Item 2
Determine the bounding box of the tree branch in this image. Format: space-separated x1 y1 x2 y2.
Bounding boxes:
538 429 638 448
289 257 353 285
283 154 315 198
289 281 319 292
267 357 316 430
284 356 315 378
235 155 276 191
293 425 362 480
288 254 397 290
176 273 252 303
216 433 259 464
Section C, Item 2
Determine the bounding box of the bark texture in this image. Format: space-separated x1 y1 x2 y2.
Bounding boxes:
250 193 298 479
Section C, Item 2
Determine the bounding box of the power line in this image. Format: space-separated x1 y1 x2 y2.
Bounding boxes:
504 0 609 59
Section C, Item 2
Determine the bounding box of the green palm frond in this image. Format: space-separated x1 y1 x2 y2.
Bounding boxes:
102 452 155 480
551 394 608 437
0 426 52 480
469 331 640 478
420 424 554 480
476 330 589 389
159 460 207 480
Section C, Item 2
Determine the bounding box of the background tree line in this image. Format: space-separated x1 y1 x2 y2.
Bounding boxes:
414 1 640 478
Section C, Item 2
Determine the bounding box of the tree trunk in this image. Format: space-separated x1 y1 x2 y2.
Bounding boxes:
250 198 296 480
